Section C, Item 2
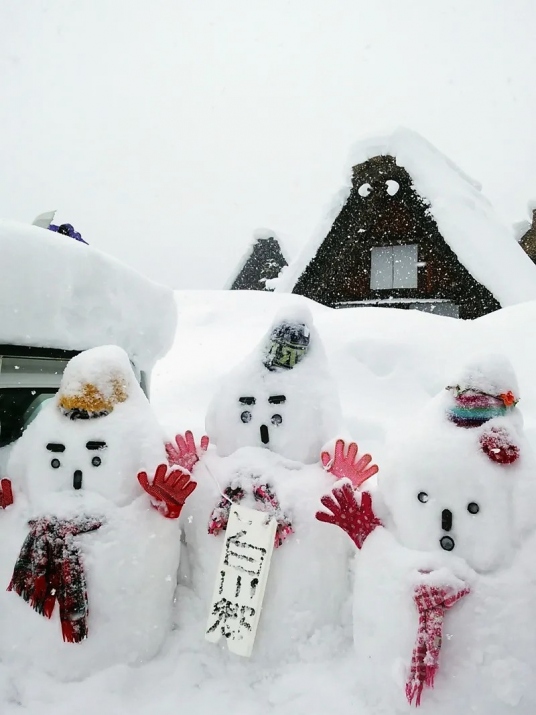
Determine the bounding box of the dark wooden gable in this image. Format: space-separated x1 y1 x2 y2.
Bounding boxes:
230 236 287 291
519 209 536 263
292 155 500 319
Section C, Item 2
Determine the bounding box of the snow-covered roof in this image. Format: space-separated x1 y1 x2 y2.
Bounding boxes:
276 128 536 307
0 220 177 370
223 228 289 290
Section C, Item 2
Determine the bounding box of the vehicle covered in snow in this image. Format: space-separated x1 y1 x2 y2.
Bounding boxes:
0 219 177 454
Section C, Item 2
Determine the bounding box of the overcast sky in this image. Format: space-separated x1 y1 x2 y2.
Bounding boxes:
2 1 535 289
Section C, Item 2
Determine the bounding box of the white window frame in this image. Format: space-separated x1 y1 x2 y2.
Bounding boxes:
370 244 418 290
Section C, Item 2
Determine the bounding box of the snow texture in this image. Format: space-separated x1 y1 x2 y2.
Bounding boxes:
4 291 536 714
0 220 177 370
276 128 536 307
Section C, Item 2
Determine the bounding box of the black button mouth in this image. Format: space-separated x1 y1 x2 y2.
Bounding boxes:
73 470 83 490
260 424 269 444
440 535 455 551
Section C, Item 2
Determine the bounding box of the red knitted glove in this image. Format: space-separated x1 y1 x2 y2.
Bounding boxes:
316 483 381 549
0 479 13 509
321 439 379 488
480 427 520 465
166 431 209 471
138 464 197 519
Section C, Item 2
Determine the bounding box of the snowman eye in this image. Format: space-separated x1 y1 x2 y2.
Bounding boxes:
92 456 102 467
467 502 479 514
51 458 61 469
417 492 429 503
271 414 282 426
358 183 372 197
241 411 252 423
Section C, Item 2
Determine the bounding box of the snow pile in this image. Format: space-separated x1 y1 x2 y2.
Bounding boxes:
277 128 536 308
4 291 536 713
0 220 177 370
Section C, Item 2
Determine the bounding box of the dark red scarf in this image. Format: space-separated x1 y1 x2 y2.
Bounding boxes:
8 516 102 643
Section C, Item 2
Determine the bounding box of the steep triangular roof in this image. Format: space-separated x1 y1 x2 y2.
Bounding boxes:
226 229 288 291
276 128 536 307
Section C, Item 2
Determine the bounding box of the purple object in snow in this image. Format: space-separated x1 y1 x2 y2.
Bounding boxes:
48 223 88 245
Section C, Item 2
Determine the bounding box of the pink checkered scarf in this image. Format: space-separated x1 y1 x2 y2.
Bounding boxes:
406 582 470 707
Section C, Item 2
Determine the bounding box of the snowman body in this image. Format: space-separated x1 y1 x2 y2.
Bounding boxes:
182 447 352 665
0 348 183 680
349 392 536 714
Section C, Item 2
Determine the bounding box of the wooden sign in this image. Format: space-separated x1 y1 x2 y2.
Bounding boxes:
205 503 277 657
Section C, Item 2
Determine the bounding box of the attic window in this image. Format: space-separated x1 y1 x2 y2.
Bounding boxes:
370 245 418 290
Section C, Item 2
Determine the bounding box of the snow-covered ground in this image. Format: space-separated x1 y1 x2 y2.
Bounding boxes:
3 289 536 714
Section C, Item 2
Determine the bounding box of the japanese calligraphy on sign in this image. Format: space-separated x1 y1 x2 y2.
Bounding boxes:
205 503 277 657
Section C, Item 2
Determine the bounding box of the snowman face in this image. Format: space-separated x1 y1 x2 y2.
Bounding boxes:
236 393 287 448
18 406 144 507
382 434 514 573
207 378 326 464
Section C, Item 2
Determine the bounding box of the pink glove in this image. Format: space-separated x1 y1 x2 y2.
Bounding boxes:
321 439 378 488
316 483 381 549
138 464 197 519
0 479 13 509
166 431 209 471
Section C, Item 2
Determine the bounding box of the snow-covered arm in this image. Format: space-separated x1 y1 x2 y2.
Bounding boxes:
138 464 197 519
316 482 382 549
166 430 209 471
321 439 378 488
0 479 13 509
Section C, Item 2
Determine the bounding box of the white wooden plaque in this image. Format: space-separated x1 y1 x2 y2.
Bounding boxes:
205 503 277 657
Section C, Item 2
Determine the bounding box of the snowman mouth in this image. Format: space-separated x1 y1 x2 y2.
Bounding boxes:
440 535 455 551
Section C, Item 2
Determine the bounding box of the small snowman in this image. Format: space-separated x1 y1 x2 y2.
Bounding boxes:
317 354 536 713
0 345 196 680
172 307 376 664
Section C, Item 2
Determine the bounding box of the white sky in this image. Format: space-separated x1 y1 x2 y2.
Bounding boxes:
1 1 535 289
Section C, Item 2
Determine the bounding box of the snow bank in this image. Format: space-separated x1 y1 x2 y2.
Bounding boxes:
0 220 177 370
277 128 536 308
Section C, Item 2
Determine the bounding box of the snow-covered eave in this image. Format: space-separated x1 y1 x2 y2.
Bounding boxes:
277 127 536 308
0 220 177 371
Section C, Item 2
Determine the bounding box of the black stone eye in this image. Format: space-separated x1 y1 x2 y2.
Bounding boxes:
51 458 61 469
271 414 282 426
467 502 479 514
92 456 102 467
240 411 252 423
418 491 429 503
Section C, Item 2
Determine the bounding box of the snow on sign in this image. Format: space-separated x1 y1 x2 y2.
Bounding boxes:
205 503 276 657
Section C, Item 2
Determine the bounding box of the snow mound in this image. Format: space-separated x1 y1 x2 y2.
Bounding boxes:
0 220 177 370
277 128 536 308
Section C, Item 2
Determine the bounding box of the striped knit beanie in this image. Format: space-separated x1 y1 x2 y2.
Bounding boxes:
446 385 517 428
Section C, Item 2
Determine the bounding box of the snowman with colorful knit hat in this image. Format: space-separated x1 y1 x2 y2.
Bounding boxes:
316 353 536 714
171 306 376 664
0 345 196 679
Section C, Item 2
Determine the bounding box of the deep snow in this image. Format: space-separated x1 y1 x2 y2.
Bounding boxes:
3 289 536 713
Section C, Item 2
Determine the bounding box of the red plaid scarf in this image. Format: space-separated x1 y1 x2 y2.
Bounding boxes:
406 582 470 707
8 516 102 643
208 482 293 547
